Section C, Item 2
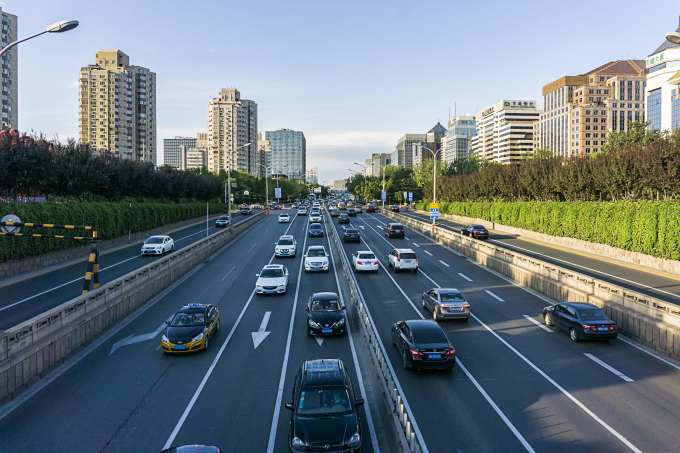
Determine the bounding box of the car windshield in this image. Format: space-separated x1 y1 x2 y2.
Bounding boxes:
310 224 322 229
412 329 448 344
440 292 465 302
278 239 294 245
399 252 416 259
146 237 164 244
346 229 359 234
358 253 375 259
297 387 352 415
391 225 403 230
311 298 340 311
308 249 326 257
218 216 228 220
169 312 205 327
578 309 609 321
279 214 288 217
260 269 284 278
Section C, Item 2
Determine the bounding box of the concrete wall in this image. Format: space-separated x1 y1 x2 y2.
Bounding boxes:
0 214 222 280
389 211 680 362
414 209 680 276
0 212 266 404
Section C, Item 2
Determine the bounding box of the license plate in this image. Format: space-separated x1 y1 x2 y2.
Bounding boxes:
598 327 609 331
449 307 461 311
266 290 274 294
428 354 441 360
314 267 320 270
322 329 332 333
404 260 411 263
174 345 186 350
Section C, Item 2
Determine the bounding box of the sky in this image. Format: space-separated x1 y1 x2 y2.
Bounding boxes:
4 0 680 183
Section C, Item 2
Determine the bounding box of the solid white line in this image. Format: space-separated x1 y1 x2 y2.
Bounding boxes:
522 315 553 333
485 290 504 302
584 353 634 382
458 273 472 282
266 225 308 453
220 266 236 282
423 250 433 256
438 260 450 267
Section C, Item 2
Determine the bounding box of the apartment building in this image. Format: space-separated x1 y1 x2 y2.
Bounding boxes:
206 88 258 175
333 179 346 191
646 22 680 132
79 50 156 162
535 60 646 156
364 158 374 177
306 167 319 184
265 129 306 181
441 115 476 163
0 8 17 130
257 132 271 177
472 100 539 164
184 148 206 170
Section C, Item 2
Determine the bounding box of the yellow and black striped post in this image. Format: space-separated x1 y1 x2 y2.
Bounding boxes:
1 221 100 294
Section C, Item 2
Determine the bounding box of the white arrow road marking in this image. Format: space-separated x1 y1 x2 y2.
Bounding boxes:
523 315 553 332
485 290 504 302
458 273 472 282
252 311 272 349
110 322 166 355
359 225 365 230
584 353 634 382
315 336 324 346
438 260 450 267
412 242 421 247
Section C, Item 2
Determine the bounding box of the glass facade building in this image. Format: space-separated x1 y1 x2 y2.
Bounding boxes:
442 115 476 163
164 136 196 169
647 89 662 131
265 129 306 180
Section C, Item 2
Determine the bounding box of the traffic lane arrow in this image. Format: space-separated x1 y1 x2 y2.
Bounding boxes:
110 322 167 355
252 311 272 349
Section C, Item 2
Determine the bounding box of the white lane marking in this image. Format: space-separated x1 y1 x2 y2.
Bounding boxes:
325 213 380 453
485 290 504 302
423 250 433 256
251 311 272 349
248 243 256 252
584 353 634 382
315 336 325 346
220 266 236 282
522 315 553 333
458 273 472 282
438 260 449 267
348 239 532 453
266 224 309 453
617 336 680 371
109 322 166 355
174 226 216 242
412 242 421 247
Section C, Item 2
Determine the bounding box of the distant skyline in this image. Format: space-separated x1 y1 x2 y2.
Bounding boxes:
5 0 679 182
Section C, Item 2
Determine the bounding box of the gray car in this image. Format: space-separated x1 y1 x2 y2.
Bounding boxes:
422 288 470 321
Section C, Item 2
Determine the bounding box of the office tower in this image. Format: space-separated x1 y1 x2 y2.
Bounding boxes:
371 153 391 176
164 136 196 168
306 167 319 183
0 8 17 130
413 122 447 166
206 88 258 175
79 50 156 162
392 134 426 168
257 132 271 177
442 115 476 163
265 129 306 180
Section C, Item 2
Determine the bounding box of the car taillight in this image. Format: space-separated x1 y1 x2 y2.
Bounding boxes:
357 261 362 265
409 348 424 357
463 304 470 310
445 348 456 356
374 261 379 265
474 231 482 233
582 325 597 331
390 229 394 233
398 254 401 260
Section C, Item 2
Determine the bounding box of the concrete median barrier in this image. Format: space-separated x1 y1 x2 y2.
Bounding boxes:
0 212 267 404
386 211 680 362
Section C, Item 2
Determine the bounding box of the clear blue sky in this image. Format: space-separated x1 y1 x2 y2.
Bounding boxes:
5 0 679 182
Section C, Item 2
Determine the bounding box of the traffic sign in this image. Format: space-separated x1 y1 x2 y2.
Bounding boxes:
403 191 407 200
275 187 282 198
408 192 413 201
381 190 386 201
430 208 439 220
430 203 439 209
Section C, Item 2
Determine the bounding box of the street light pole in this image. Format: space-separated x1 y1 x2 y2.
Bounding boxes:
416 143 441 226
0 19 79 59
228 142 251 232
353 162 367 203
259 163 272 214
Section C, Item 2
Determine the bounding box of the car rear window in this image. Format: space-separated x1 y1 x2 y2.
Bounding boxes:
440 292 465 302
473 225 486 229
577 309 609 321
391 224 404 230
412 329 448 344
346 229 359 234
399 252 416 260
358 253 375 259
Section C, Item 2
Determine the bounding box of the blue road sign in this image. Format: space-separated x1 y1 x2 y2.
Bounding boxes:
430 208 439 219
381 190 386 201
408 192 413 201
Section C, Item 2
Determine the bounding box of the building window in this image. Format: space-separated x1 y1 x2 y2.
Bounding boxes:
672 89 680 131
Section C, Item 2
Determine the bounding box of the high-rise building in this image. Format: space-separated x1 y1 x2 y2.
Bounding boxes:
266 129 306 181
206 88 258 175
472 100 539 164
257 132 271 177
413 123 447 166
164 136 196 168
536 60 646 157
0 9 17 130
333 179 346 191
79 50 156 162
364 158 373 177
392 134 425 168
442 115 476 163
306 167 319 184
371 153 391 176
184 148 206 170
646 22 680 132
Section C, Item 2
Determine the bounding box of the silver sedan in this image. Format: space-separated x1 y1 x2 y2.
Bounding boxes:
422 288 470 321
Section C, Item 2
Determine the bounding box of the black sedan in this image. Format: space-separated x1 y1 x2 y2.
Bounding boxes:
306 292 346 336
241 207 252 215
214 215 229 228
390 205 400 212
308 223 324 237
347 208 356 217
338 213 350 224
543 302 618 341
391 320 455 370
342 227 361 243
461 224 489 239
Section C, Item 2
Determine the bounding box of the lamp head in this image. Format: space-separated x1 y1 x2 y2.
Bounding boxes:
47 20 79 33
666 31 680 44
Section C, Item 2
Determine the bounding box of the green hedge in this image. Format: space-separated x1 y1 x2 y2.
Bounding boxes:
0 202 223 262
414 201 680 260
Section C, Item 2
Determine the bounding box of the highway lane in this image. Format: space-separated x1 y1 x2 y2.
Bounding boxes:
0 210 260 331
396 209 680 304
339 211 680 452
0 209 379 453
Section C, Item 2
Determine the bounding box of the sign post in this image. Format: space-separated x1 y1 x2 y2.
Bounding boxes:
409 192 413 210
430 202 439 221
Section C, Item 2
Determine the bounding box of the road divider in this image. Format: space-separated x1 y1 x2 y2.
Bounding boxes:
0 211 267 404
384 210 680 362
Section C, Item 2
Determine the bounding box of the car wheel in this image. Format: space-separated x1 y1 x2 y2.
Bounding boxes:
421 298 426 308
402 350 410 370
570 328 579 342
394 265 399 273
215 320 220 332
413 267 418 274
433 306 439 321
204 335 209 351
544 313 552 326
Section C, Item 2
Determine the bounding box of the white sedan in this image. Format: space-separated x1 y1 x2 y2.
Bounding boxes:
309 214 322 223
352 251 379 272
255 265 289 295
141 235 174 255
278 213 291 223
304 246 330 272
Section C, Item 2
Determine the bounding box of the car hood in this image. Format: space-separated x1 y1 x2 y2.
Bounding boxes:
294 413 357 447
305 256 329 265
257 276 287 286
142 243 163 249
309 311 343 325
276 245 295 250
166 325 204 342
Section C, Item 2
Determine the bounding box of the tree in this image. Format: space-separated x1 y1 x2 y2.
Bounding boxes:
601 121 659 153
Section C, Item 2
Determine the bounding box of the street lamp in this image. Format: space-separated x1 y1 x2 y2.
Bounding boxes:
258 163 273 213
353 162 368 203
227 142 251 232
0 19 79 58
666 31 680 44
414 143 442 226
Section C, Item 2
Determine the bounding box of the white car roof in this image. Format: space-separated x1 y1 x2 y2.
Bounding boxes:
394 248 415 253
263 264 284 270
149 235 169 239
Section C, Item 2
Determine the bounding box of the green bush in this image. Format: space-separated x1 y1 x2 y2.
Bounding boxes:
0 202 223 262
413 201 680 260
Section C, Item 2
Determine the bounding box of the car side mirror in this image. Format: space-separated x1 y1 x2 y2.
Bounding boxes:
342 306 347 310
165 320 170 325
255 273 260 277
285 402 294 411
355 398 365 407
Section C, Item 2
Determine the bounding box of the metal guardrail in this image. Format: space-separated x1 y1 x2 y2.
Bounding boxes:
0 212 266 367
324 209 425 453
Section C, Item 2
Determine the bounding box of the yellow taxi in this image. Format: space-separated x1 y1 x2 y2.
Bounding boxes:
347 201 354 207
161 303 220 353
330 208 341 216
338 202 347 210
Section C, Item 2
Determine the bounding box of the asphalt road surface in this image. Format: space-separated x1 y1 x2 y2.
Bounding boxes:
0 210 260 331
